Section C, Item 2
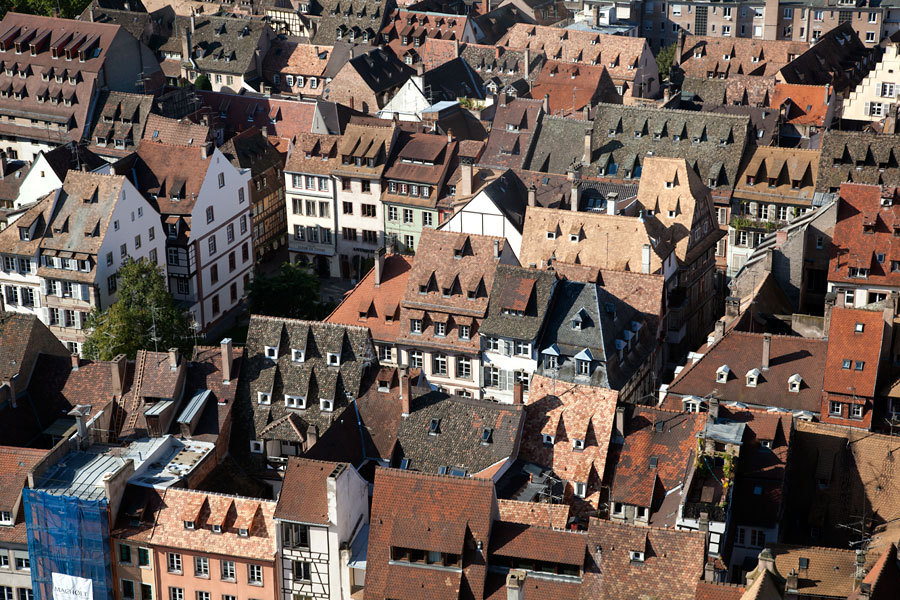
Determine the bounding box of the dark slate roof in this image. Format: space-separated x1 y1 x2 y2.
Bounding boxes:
535 279 644 389
159 15 271 77
236 315 377 450
41 141 107 180
219 126 283 177
778 22 874 93
479 97 543 170
472 4 535 45
525 115 591 175
86 91 155 156
701 104 778 147
480 264 557 341
460 44 542 97
423 57 484 102
346 47 413 94
587 104 750 189
322 41 376 79
394 390 524 476
81 7 157 47
312 0 391 45
816 130 900 192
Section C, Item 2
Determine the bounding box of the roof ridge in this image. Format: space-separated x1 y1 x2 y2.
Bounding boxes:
250 313 372 333
595 102 751 121
375 465 495 486
164 485 276 505
772 542 859 553
287 456 346 468
497 519 588 535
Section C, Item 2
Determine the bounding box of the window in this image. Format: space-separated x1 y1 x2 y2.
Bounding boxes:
866 31 876 43
14 557 28 570
119 544 132 564
388 206 398 221
220 561 235 581
0 554 8 567
784 7 793 18
855 361 865 371
433 353 447 375
578 359 591 375
343 201 353 215
574 482 587 498
320 398 333 411
830 401 843 416
194 557 209 577
138 547 150 567
403 209 414 224
169 589 183 600
206 206 215 224
140 585 152 600
238 188 245 204
167 553 182 573
226 223 234 244
210 265 219 285
852 404 864 418
282 523 310 548
108 274 118 294
196 593 209 600
456 357 471 379
458 324 470 340
435 322 446 336
410 350 423 369
411 319 422 334
869 12 878 23
292 561 311 581
248 564 263 585
17 590 32 600
545 355 558 369
218 173 225 188
882 83 896 98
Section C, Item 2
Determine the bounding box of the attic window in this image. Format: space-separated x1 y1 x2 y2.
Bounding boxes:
238 528 249 537
571 317 582 330
573 438 585 451
694 51 702 58
854 322 864 333
285 395 306 409
716 365 730 383
264 346 278 359
250 441 263 453
377 379 390 393
546 230 557 239
211 524 222 534
292 349 305 363
481 428 493 445
788 374 802 393
761 440 772 449
668 210 676 218
665 181 674 189
429 418 441 435
629 551 645 563
184 521 195 530
0 511 11 525
542 433 555 446
746 368 760 387
569 233 579 242
327 352 341 366
257 392 271 405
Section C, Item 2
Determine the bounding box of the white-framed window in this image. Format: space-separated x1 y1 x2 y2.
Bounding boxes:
169 588 183 600
882 83 895 98
456 357 471 379
194 557 209 577
869 12 878 23
851 404 864 419
196 592 209 600
542 434 555 446
435 322 446 337
291 349 304 363
411 319 423 334
285 395 306 408
830 401 842 416
327 352 341 366
410 350 423 369
257 392 271 405
545 355 558 369
0 511 12 525
264 346 278 359
167 553 182 574
248 564 263 585
320 398 333 412
866 31 876 43
573 438 585 450
221 561 236 581
574 482 587 498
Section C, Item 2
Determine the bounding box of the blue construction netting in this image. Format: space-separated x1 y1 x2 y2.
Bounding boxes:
23 489 113 600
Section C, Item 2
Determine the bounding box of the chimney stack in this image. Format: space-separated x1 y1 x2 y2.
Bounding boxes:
306 424 318 449
190 8 196 33
168 348 179 371
460 158 474 197
182 27 191 64
762 333 771 370
111 354 127 397
615 405 625 437
542 93 549 114
454 39 460 58
583 129 592 165
493 239 500 259
0 153 7 179
570 180 580 211
709 398 720 421
89 5 95 22
527 184 536 207
641 244 651 274
201 142 211 159
506 570 526 600
69 405 91 449
374 247 386 287
513 381 523 405
71 353 80 371
221 338 233 384
400 372 411 417
785 569 799 594
524 48 531 79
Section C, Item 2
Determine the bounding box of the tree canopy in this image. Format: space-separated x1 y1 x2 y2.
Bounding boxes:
83 259 192 360
656 43 677 83
247 262 330 320
1 0 93 19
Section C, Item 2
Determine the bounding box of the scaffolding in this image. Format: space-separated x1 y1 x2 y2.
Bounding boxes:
23 489 113 600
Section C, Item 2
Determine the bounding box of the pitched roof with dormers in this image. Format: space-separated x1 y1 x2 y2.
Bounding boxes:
778 23 873 93
234 315 377 465
0 445 49 543
771 83 832 127
461 44 543 98
823 306 887 398
150 488 277 562
734 145 820 206
610 407 705 512
666 330 827 414
682 75 776 108
817 132 900 192
129 139 213 216
194 90 316 140
480 97 544 170
588 104 750 190
366 468 497 600
480 264 556 341
141 113 213 147
382 9 470 59
528 61 617 117
829 183 900 287
519 375 618 513
158 15 272 77
312 0 390 45
87 90 155 157
499 24 652 86
679 36 809 80
771 545 858 598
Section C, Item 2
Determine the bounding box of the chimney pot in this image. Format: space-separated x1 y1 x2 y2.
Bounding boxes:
762 334 771 371
400 372 411 417
71 353 80 371
221 338 233 384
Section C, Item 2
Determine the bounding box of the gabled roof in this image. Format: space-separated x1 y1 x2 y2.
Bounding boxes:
817 132 900 192
194 90 316 140
275 457 346 525
529 61 616 117
159 15 271 76
679 35 809 79
829 183 900 286
777 23 873 93
130 140 212 215
479 97 543 170
771 544 858 598
87 91 155 157
735 145 819 203
40 171 127 256
311 0 389 45
848 543 900 600
480 264 556 341
219 126 283 177
823 306 886 397
142 113 213 147
771 82 831 127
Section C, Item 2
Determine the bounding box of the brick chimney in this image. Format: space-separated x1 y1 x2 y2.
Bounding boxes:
709 398 719 421
221 338 233 384
400 372 411 417
71 353 80 371
762 334 771 371
306 424 318 449
111 354 127 397
460 158 474 197
527 184 536 207
168 348 179 371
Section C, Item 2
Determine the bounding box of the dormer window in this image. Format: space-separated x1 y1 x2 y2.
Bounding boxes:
573 438 585 451
327 352 341 366
574 482 587 497
630 551 645 563
746 368 760 387
716 365 730 383
546 230 557 239
211 525 222 534
571 318 582 330
0 511 12 525
411 319 422 333
238 528 249 537
377 379 390 393
320 398 334 412
285 395 306 409
257 392 271 405
761 439 772 449
429 418 441 435
291 349 305 363
665 181 674 189
542 433 555 446
184 521 195 530
264 346 278 359
788 373 802 393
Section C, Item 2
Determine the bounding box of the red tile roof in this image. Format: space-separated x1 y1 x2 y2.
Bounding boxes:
848 543 900 600
823 306 886 397
275 458 343 525
694 581 746 600
771 83 831 126
195 91 315 140
489 520 587 566
830 183 900 287
325 253 412 344
0 445 48 542
496 498 570 529
529 61 615 117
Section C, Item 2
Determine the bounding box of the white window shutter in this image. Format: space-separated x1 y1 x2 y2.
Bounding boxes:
865 102 871 116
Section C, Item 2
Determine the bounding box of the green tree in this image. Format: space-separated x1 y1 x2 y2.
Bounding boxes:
193 74 212 91
656 43 677 83
247 262 328 320
1 0 94 19
83 259 191 360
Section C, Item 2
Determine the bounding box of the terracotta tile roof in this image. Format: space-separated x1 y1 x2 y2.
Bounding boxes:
275 457 344 524
823 306 886 397
489 520 587 565
594 269 664 331
586 518 706 600
111 485 163 544
666 330 827 414
285 132 341 176
0 445 49 535
325 253 412 343
519 375 617 512
782 420 900 548
195 90 316 140
610 407 705 509
479 97 543 170
150 488 277 561
771 83 832 126
333 119 398 179
496 498 569 529
262 40 330 96
28 353 133 421
499 24 649 85
132 140 213 215
829 183 900 287
366 468 496 600
383 132 456 194
182 344 243 445
694 581 746 600
771 544 857 598
848 543 900 600
529 61 616 117
679 36 809 79
142 113 212 147
383 9 470 61
0 194 52 256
